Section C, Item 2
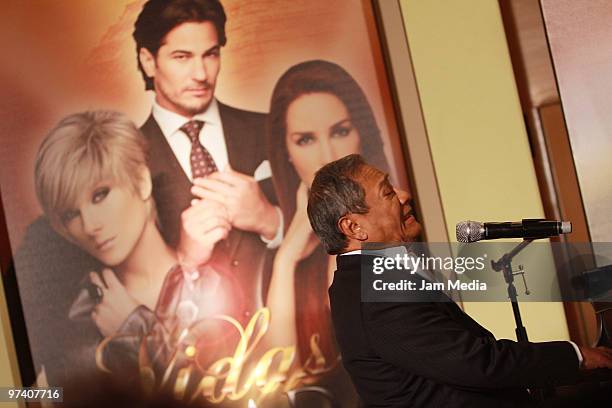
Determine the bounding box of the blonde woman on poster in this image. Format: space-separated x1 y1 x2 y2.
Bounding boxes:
264 60 390 365
33 110 238 384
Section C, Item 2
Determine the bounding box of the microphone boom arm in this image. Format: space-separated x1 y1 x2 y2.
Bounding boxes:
491 239 534 343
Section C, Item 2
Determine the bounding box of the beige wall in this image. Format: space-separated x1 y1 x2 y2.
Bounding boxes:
400 0 570 341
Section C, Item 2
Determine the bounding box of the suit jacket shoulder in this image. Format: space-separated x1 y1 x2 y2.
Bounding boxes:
217 101 266 124
14 216 100 384
217 101 267 176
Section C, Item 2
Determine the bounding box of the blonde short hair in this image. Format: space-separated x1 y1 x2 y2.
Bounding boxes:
35 111 151 231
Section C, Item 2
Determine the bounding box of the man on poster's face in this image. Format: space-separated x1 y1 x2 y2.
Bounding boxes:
139 21 221 118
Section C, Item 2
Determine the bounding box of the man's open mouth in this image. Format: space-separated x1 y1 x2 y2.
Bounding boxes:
402 208 415 224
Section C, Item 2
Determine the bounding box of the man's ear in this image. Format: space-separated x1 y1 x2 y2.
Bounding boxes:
137 165 153 201
139 47 156 79
338 215 367 242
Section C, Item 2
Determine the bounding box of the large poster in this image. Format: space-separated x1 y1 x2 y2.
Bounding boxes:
541 0 612 245
0 1 415 406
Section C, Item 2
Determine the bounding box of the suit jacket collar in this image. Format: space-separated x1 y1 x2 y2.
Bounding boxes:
217 102 259 174
335 253 376 277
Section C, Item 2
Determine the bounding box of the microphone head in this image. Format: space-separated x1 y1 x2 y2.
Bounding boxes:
456 221 484 243
561 221 572 234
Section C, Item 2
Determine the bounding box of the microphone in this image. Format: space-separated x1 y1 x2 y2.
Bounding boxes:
456 219 572 243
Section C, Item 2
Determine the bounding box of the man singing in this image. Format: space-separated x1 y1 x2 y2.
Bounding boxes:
306 154 612 407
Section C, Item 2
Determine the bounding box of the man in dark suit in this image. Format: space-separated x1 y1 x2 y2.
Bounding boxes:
14 0 280 386
306 154 612 407
133 0 281 316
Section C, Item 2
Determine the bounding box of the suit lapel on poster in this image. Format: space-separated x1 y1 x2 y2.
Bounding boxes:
217 103 244 259
141 115 193 246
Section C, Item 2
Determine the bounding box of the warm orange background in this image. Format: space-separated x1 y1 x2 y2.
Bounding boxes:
0 0 406 250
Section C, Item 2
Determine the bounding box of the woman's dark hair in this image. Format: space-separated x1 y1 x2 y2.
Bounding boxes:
267 60 388 230
133 0 227 90
266 60 389 362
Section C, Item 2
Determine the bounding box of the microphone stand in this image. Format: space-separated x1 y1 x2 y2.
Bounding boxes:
491 239 553 401
490 239 533 342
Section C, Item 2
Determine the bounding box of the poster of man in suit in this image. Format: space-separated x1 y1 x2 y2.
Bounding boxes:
0 1 416 406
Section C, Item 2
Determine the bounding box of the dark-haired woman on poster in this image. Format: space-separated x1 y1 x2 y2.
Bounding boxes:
264 60 391 385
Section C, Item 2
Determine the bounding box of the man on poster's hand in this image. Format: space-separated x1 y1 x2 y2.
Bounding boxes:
179 164 281 266
306 154 612 407
177 197 231 268
191 166 281 240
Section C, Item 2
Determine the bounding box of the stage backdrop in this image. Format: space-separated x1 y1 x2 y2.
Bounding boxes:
0 1 417 407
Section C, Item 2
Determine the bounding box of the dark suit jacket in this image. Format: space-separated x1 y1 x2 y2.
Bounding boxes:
14 218 100 386
141 102 275 317
329 254 580 408
13 102 275 385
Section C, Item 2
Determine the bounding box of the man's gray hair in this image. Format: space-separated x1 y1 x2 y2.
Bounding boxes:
307 154 370 254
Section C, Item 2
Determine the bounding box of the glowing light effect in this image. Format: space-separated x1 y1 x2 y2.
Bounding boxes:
185 345 196 358
96 308 338 405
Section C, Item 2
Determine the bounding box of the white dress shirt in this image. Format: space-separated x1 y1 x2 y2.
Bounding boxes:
151 99 282 248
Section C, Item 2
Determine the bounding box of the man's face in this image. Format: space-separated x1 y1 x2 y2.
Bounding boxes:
353 165 422 243
140 21 221 117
